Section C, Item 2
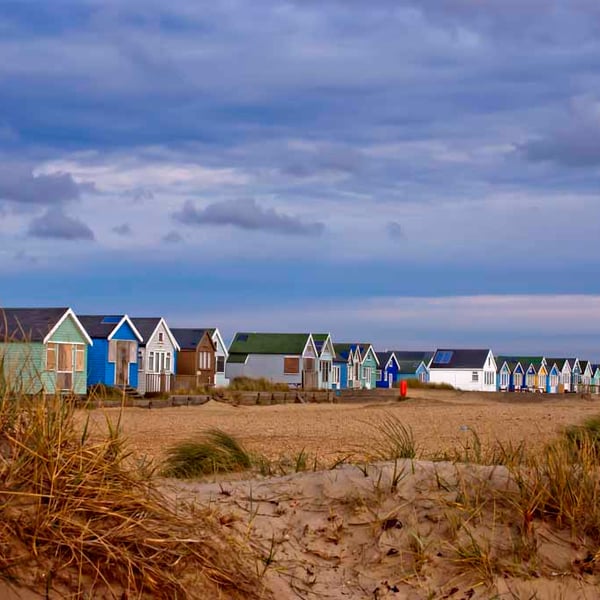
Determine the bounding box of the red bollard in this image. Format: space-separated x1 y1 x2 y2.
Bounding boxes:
400 379 408 399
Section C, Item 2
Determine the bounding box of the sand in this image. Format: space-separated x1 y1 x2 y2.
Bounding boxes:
169 459 600 599
79 389 600 465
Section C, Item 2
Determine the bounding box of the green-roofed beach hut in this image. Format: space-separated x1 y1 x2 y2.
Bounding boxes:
226 332 320 388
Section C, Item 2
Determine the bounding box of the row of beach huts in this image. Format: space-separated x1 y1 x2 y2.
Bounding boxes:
0 307 597 396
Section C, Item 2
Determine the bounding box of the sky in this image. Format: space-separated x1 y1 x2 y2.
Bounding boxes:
1 0 600 356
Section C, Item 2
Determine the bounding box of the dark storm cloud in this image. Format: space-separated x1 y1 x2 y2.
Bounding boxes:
28 208 95 241
173 198 325 236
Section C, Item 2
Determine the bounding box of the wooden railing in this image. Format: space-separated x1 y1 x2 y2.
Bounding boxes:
145 373 173 393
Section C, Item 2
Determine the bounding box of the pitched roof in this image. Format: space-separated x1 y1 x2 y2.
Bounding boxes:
333 343 355 361
392 351 434 363
130 317 161 344
397 359 426 373
580 360 590 372
130 317 180 350
0 307 71 342
499 356 544 370
78 315 142 342
496 357 522 371
376 351 397 369
228 332 311 356
546 358 578 370
312 333 332 356
430 349 492 369
170 328 212 351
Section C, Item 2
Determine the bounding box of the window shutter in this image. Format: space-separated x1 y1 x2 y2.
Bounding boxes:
75 346 85 372
284 357 300 374
46 344 57 371
108 340 116 362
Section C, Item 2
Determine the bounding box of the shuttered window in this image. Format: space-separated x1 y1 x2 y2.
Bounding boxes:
46 344 57 371
75 346 85 372
198 352 211 370
108 340 117 362
284 356 300 374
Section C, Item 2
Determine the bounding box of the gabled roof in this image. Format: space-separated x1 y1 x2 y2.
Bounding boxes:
430 349 493 370
357 343 379 365
397 359 427 374
312 333 334 358
496 357 522 372
334 343 357 362
130 317 180 350
171 328 214 351
497 356 544 371
545 358 572 371
209 328 228 358
228 332 313 356
78 314 143 342
0 307 92 345
376 351 399 371
580 360 591 373
392 351 434 363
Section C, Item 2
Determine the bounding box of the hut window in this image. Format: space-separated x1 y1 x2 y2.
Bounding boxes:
75 346 85 372
158 332 164 342
148 352 155 372
165 353 171 372
198 352 211 370
284 357 300 374
46 344 57 371
472 371 479 382
216 356 225 373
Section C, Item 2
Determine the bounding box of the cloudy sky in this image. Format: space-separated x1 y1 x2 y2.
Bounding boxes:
1 1 600 356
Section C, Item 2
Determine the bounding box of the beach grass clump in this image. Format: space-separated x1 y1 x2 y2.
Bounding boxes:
565 415 600 459
163 428 253 478
368 414 418 460
403 379 455 390
508 433 600 542
0 394 263 599
229 377 290 392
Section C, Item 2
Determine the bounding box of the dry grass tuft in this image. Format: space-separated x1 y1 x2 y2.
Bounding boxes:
229 377 290 392
0 394 265 599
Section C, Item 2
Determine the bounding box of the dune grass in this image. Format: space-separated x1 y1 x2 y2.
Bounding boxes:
162 428 253 478
229 377 290 392
0 392 264 599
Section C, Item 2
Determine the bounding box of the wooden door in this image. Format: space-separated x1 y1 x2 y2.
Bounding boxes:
116 342 130 386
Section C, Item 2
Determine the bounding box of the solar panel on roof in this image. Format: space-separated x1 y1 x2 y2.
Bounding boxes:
237 333 248 342
101 316 121 324
434 350 453 364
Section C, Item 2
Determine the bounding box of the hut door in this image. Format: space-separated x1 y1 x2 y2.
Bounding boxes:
116 342 130 386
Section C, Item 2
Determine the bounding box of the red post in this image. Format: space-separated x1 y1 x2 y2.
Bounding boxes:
400 379 408 399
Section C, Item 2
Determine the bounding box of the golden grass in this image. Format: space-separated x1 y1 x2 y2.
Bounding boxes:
0 393 266 599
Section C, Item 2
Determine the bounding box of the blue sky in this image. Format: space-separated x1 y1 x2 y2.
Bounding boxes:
1 0 600 356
